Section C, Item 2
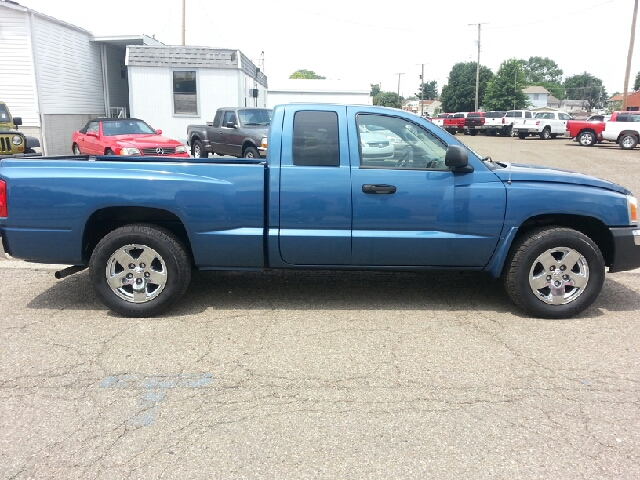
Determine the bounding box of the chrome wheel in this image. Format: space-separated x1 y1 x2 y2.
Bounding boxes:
528 247 589 305
105 244 167 303
194 143 202 157
578 131 595 146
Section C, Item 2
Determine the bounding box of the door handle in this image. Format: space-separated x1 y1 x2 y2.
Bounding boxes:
362 184 397 194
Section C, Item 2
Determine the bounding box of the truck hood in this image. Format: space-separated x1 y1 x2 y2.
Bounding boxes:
493 163 630 195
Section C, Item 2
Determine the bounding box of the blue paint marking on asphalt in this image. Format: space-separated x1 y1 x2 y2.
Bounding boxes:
99 374 212 426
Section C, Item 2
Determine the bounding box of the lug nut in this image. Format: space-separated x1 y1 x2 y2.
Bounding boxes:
129 263 135 269
140 263 146 268
550 266 555 271
126 273 133 279
144 272 150 278
560 265 566 271
547 275 552 281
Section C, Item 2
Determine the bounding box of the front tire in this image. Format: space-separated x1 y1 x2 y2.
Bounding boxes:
503 228 605 319
89 225 191 317
243 146 260 158
619 133 638 150
578 131 596 147
73 143 81 155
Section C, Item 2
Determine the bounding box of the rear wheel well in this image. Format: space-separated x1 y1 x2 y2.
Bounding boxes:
510 214 613 267
82 207 193 264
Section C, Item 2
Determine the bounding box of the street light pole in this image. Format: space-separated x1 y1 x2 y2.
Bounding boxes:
396 73 404 104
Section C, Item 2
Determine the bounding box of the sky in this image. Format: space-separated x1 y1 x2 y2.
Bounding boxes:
14 0 640 99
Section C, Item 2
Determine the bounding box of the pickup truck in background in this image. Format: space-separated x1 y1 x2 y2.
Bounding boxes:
565 116 609 146
602 111 640 149
464 112 485 136
504 110 535 137
443 112 467 135
1 104 639 320
430 113 452 128
513 111 572 140
187 107 272 158
483 111 508 136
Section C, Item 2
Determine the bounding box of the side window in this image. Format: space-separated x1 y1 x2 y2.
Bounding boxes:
525 112 532 118
173 71 197 115
356 114 448 170
222 111 237 126
292 111 339 167
506 111 514 118
212 110 223 128
559 113 570 121
616 114 628 122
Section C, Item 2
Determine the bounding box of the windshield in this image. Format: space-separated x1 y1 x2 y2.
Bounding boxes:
102 120 156 136
0 104 11 122
238 109 272 126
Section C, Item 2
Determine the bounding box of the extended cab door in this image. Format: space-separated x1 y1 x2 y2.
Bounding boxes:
347 108 506 267
278 106 352 265
557 112 571 134
219 110 241 156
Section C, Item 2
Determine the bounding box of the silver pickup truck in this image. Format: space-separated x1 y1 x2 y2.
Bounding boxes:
186 107 271 158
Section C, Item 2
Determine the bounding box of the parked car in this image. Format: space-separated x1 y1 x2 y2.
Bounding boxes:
187 107 272 158
483 111 508 136
71 118 189 157
464 112 486 136
513 111 572 140
0 101 40 155
602 111 640 149
357 125 395 160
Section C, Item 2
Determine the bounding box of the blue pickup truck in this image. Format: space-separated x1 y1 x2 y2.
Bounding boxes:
0 104 638 319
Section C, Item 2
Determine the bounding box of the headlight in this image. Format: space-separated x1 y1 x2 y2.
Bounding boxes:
12 135 23 145
119 147 140 155
175 145 187 153
628 195 638 224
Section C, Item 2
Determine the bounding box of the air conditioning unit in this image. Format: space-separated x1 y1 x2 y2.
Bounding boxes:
250 89 259 98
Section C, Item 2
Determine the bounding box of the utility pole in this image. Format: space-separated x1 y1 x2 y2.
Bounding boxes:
469 22 488 111
623 0 638 111
395 73 404 104
181 0 186 46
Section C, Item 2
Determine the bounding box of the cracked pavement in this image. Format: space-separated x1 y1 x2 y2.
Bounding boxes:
1 136 640 479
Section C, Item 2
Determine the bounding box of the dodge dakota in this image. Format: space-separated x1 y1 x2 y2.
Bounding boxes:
1 104 639 319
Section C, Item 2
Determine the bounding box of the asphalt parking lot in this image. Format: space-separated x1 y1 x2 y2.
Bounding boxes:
2 134 639 479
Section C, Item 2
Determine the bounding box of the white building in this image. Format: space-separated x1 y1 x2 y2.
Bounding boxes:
522 86 551 109
266 79 372 108
0 0 161 154
126 46 268 144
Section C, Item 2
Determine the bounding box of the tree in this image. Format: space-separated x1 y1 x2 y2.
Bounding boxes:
370 84 381 96
521 56 563 83
634 71 640 91
416 80 438 100
440 62 494 112
564 72 607 109
373 91 402 108
483 59 529 111
289 69 326 79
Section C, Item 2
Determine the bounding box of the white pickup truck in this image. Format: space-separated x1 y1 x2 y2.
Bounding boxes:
602 111 640 149
513 111 572 140
483 111 508 136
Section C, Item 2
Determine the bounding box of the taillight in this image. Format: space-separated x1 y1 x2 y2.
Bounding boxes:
480 118 485 125
502 118 505 124
0 180 7 217
536 121 541 126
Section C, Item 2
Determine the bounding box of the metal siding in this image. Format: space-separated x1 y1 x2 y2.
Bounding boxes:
0 6 39 126
128 66 241 143
42 114 101 155
31 15 105 114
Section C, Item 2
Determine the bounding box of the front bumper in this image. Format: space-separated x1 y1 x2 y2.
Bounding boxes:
609 226 640 273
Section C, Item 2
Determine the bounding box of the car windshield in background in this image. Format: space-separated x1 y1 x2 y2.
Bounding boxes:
238 109 272 126
102 120 156 136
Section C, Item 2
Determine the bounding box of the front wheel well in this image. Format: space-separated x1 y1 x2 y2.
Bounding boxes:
242 141 257 154
82 207 193 264
509 214 613 267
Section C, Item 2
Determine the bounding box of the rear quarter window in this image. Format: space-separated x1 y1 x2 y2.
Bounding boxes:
292 111 340 167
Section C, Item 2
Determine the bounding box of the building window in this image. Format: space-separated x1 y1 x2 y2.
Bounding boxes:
173 71 197 115
533 94 539 100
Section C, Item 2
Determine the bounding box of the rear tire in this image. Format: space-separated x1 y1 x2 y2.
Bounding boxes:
540 128 551 140
193 140 208 158
469 130 478 136
619 133 638 150
518 132 527 140
503 227 605 319
577 131 596 147
89 225 191 317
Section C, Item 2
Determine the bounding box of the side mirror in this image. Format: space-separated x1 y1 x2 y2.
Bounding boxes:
444 145 469 168
226 122 236 128
13 117 22 127
86 131 98 138
155 129 162 135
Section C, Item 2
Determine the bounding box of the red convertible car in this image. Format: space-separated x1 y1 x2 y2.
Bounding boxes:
71 118 189 157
